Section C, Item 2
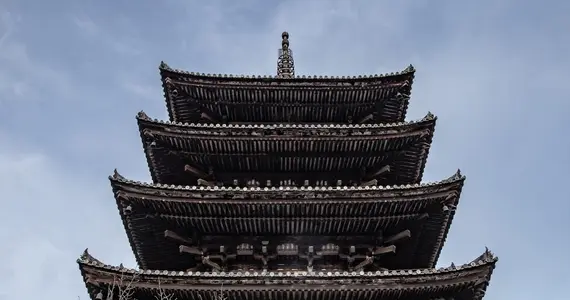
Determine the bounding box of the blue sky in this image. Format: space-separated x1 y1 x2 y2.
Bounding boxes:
0 0 569 299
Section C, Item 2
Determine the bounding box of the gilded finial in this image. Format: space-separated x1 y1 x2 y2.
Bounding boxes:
277 31 295 78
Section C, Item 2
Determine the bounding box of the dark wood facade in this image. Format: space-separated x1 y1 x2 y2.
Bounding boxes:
78 32 496 300
79 249 497 300
110 170 463 271
137 111 436 186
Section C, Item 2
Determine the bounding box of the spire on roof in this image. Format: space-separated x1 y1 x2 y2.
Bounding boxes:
277 31 295 78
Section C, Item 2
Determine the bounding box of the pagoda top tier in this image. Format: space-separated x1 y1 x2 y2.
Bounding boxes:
159 33 415 124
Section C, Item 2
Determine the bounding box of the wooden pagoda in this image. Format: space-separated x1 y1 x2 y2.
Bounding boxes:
78 32 497 300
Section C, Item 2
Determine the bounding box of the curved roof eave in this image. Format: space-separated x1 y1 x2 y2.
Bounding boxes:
109 169 464 196
77 248 497 288
135 110 437 134
159 61 416 84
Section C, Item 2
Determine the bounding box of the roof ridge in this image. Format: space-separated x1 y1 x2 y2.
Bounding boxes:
109 169 465 192
136 111 437 129
159 61 416 80
77 248 496 278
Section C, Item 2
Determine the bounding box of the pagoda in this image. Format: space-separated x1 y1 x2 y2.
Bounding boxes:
78 32 497 300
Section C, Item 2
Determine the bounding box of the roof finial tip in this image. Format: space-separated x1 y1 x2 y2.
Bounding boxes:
159 61 170 70
281 31 290 49
455 169 462 178
112 169 125 180
80 248 90 260
277 31 294 78
137 110 150 120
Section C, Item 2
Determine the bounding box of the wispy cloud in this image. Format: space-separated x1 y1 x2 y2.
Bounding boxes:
0 10 17 47
0 1 569 300
0 9 74 102
72 14 143 57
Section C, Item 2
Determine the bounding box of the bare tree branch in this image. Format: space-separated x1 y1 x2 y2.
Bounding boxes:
196 285 226 300
99 270 137 300
117 271 137 300
155 278 177 300
216 284 227 300
86 267 225 300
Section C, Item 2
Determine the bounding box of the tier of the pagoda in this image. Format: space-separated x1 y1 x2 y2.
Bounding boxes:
110 169 463 271
78 248 497 300
137 111 435 186
159 61 415 124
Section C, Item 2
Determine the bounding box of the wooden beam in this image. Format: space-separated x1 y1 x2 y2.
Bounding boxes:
384 230 411 244
184 164 208 178
354 256 374 271
357 113 374 124
299 246 322 272
253 245 277 271
198 235 380 248
365 165 390 179
372 245 396 256
417 213 429 220
179 245 202 256
164 230 193 245
200 111 218 123
209 246 237 266
197 178 215 186
201 256 222 271
360 179 377 187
